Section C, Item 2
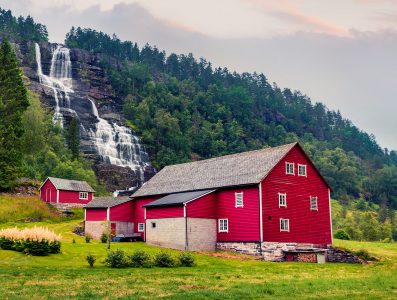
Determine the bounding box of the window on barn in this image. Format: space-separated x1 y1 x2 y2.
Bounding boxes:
151 222 156 228
298 164 307 176
310 196 318 211
235 192 243 208
218 219 228 233
280 218 289 232
278 193 287 207
285 162 294 175
138 223 145 232
79 192 88 200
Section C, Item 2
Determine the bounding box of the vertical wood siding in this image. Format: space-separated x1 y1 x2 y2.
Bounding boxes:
216 186 260 242
40 180 57 203
85 208 107 221
133 196 161 234
261 145 332 245
146 206 184 219
186 192 217 218
110 201 134 222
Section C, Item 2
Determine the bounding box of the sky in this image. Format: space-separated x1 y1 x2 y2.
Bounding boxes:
2 0 397 150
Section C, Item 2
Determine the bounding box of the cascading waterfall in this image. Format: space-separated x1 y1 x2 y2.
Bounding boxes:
35 43 151 188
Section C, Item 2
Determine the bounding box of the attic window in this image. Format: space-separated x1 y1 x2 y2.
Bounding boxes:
285 162 294 175
235 192 243 208
298 164 307 176
79 192 88 200
278 193 287 207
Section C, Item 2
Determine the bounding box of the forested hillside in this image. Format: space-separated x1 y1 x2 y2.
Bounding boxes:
65 27 397 210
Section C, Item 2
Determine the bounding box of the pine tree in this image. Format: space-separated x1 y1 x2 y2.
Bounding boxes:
0 39 29 190
67 116 80 160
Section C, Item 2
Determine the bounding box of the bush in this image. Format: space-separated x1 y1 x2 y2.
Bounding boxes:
86 253 96 267
49 241 61 253
129 250 152 268
179 252 195 267
154 252 175 268
354 249 377 261
105 249 128 268
85 234 92 243
334 229 350 240
100 232 108 244
23 239 50 256
0 237 14 250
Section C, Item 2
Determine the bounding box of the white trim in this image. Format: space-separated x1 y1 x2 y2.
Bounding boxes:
285 162 295 175
144 208 146 220
298 164 307 177
137 223 145 232
56 189 59 203
79 191 88 200
329 188 333 244
183 204 187 217
182 189 216 205
259 183 263 242
278 192 287 208
106 207 110 221
84 208 86 221
218 218 228 233
235 192 244 208
310 196 318 211
38 177 51 191
280 218 289 232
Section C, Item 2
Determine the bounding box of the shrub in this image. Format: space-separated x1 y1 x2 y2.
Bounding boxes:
23 239 50 256
105 249 128 268
49 241 61 253
129 250 152 268
354 249 377 261
334 229 350 240
179 252 195 267
72 239 76 244
85 234 92 243
0 237 14 250
86 253 96 267
154 252 175 268
100 232 108 244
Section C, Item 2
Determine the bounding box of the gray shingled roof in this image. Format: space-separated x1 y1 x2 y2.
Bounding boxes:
143 190 215 208
85 196 131 208
46 177 95 192
133 143 298 197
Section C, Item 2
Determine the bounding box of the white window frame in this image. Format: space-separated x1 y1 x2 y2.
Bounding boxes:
278 193 287 208
298 164 307 177
280 218 290 232
138 223 145 232
79 192 88 200
285 162 295 175
235 192 244 208
218 219 228 233
310 196 318 211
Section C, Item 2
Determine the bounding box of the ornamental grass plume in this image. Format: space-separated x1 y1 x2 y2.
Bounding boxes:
0 226 61 242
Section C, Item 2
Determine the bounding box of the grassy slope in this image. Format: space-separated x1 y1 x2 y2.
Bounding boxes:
0 197 396 299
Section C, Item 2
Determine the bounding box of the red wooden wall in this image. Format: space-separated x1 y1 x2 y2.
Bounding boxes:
216 186 260 242
110 201 134 222
186 192 216 218
261 145 332 245
146 205 184 219
59 190 93 204
40 180 57 203
133 196 160 236
86 208 107 221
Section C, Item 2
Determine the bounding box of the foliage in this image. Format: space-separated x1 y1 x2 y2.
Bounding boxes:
104 249 128 268
66 116 80 160
334 229 350 240
0 8 48 42
0 39 29 190
154 251 175 267
179 251 195 267
86 253 96 267
129 250 152 268
353 249 377 261
100 232 108 244
85 234 92 243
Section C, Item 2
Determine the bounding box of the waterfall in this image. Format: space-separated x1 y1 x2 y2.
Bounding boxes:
35 43 151 187
35 43 73 127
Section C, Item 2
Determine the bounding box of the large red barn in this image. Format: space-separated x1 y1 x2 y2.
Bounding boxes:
85 142 333 260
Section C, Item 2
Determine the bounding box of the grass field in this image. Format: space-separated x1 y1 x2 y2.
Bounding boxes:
0 196 396 299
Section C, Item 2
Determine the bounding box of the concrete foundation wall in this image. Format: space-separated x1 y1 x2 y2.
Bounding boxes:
187 218 216 251
146 218 186 250
85 221 134 240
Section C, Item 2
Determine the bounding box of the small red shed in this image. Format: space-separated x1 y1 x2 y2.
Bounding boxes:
39 177 95 205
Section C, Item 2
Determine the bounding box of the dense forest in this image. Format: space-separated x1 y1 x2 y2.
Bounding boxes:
0 8 396 240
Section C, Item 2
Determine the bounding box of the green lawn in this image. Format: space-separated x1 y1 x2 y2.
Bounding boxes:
0 220 396 299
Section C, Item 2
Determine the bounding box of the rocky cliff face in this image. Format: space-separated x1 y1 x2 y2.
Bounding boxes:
16 41 155 192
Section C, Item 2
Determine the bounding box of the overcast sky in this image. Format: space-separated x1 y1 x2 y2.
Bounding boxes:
2 0 397 150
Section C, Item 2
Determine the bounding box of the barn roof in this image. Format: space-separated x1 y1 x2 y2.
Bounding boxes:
133 143 300 198
41 177 95 192
143 189 215 208
84 196 131 208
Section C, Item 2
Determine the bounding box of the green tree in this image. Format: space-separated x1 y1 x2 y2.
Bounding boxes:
0 39 29 189
66 117 80 160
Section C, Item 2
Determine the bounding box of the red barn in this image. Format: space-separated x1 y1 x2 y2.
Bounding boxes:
83 142 332 261
39 177 95 206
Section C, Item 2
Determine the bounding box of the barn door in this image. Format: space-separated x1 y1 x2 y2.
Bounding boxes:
111 223 116 237
46 188 51 203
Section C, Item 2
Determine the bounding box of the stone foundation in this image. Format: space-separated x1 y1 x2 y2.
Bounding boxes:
216 242 329 262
